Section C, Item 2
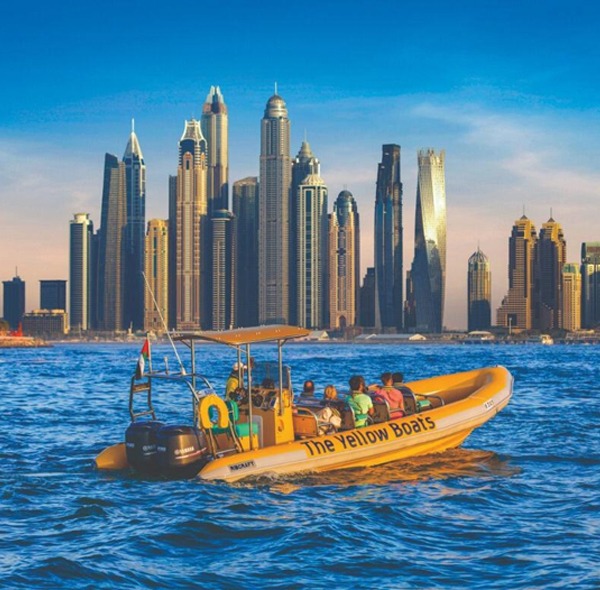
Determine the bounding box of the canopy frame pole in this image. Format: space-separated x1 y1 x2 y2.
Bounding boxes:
246 343 254 450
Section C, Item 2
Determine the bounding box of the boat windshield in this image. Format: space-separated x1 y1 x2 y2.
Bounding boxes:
252 361 291 390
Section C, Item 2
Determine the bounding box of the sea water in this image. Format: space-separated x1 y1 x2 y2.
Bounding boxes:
1 342 599 589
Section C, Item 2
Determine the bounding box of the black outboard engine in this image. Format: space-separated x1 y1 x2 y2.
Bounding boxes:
156 425 208 478
125 420 164 474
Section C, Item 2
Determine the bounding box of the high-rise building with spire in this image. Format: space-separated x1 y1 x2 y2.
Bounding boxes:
409 149 446 333
123 122 146 331
561 263 581 331
497 215 537 331
69 213 94 331
534 216 566 331
201 86 228 213
169 119 209 330
328 190 360 329
144 219 169 333
467 247 491 331
580 242 600 328
290 140 319 325
296 172 328 329
97 153 126 331
374 144 403 331
232 177 259 327
259 90 291 325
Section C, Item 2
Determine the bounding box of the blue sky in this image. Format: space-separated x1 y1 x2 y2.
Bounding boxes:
1 0 599 328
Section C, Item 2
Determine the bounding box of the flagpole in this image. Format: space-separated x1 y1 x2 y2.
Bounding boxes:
142 271 186 375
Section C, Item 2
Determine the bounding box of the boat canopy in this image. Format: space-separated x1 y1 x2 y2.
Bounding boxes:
174 325 310 347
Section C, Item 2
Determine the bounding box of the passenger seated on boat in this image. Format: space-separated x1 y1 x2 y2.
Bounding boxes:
375 372 405 418
299 380 315 398
316 385 342 434
261 377 275 389
347 375 374 428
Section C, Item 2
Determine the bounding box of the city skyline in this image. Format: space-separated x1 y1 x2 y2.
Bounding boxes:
2 1 600 329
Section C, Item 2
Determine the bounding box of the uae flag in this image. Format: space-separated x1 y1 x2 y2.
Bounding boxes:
135 338 150 379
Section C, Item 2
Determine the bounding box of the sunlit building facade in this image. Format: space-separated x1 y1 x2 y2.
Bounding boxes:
328 190 360 329
170 119 209 330
259 92 291 325
467 248 491 331
144 219 169 333
497 215 537 331
561 263 581 331
409 149 446 333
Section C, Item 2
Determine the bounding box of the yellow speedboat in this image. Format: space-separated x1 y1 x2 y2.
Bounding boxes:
95 326 513 482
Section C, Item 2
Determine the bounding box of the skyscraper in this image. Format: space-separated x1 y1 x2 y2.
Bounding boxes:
409 149 447 333
69 213 94 331
97 153 126 331
561 263 581 331
40 280 67 311
201 86 228 213
211 210 235 330
290 140 319 325
144 219 169 333
2 274 25 330
467 248 491 331
359 267 376 328
259 91 291 325
497 215 537 331
232 177 259 327
329 190 360 329
296 172 328 329
123 123 146 331
170 119 209 330
374 144 403 331
581 242 600 328
534 216 566 331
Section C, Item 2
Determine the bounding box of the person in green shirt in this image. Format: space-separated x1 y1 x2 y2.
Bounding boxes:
347 375 374 428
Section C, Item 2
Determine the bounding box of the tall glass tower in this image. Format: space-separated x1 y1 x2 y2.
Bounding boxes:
329 190 360 329
2 274 25 331
561 263 581 331
170 119 208 330
201 86 228 213
296 172 328 329
580 242 600 328
233 177 259 327
144 219 169 334
123 123 146 331
409 149 446 333
467 247 491 331
259 92 291 325
374 144 403 331
211 210 235 330
69 213 94 331
97 153 126 331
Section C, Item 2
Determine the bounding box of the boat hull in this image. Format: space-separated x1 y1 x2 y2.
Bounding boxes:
198 366 512 482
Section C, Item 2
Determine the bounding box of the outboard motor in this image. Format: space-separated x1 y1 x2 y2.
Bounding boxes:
156 425 208 478
125 420 164 474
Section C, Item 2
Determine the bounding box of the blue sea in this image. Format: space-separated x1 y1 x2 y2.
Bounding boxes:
1 341 599 589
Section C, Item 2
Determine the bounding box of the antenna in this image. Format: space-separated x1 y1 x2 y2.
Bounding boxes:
142 272 186 375
131 118 135 133
274 81 278 95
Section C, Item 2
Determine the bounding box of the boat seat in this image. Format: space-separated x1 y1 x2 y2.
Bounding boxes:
416 394 444 410
371 396 391 424
399 387 418 416
213 400 260 437
339 405 356 431
293 407 320 438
